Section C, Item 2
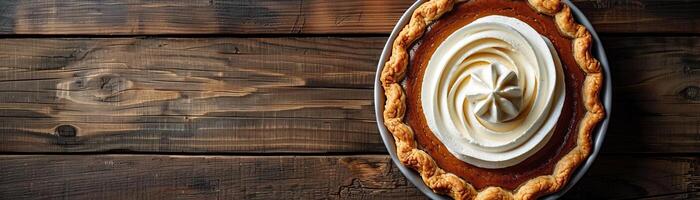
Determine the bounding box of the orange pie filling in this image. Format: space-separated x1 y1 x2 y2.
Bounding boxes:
404 0 585 190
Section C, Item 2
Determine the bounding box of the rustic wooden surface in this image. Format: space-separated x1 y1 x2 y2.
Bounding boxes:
0 0 698 200
0 0 699 34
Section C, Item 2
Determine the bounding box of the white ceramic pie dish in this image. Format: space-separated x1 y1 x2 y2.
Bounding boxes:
373 0 612 199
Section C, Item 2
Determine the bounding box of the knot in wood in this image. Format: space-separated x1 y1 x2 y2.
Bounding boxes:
66 73 132 102
55 125 77 137
680 86 700 101
94 75 130 98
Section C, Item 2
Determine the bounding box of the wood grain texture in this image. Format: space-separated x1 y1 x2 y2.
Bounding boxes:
0 155 697 200
0 36 699 154
0 0 699 35
0 155 424 200
573 0 700 34
603 36 700 154
0 0 415 35
0 37 384 153
564 156 700 200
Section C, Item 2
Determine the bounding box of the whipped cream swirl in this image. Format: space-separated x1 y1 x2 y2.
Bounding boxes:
421 15 565 169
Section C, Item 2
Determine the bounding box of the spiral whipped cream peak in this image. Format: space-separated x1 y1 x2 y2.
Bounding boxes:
421 15 565 169
464 62 523 123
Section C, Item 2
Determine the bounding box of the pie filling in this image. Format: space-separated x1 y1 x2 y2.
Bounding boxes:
405 0 585 190
421 15 566 169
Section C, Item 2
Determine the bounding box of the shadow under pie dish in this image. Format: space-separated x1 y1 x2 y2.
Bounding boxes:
375 0 610 199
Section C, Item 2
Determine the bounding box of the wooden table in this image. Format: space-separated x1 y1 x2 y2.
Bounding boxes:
0 1 698 199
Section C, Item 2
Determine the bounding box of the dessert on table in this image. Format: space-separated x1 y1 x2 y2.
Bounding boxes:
380 0 605 199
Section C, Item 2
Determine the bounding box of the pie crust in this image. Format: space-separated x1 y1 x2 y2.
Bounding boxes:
379 0 605 199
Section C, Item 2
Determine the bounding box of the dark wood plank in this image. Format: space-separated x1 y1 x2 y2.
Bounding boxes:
564 156 700 200
0 155 425 200
0 155 697 200
603 36 700 154
0 0 415 35
0 36 698 154
0 37 385 153
573 0 700 34
0 0 699 35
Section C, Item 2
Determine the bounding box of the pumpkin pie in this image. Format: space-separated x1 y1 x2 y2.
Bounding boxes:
380 0 605 199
